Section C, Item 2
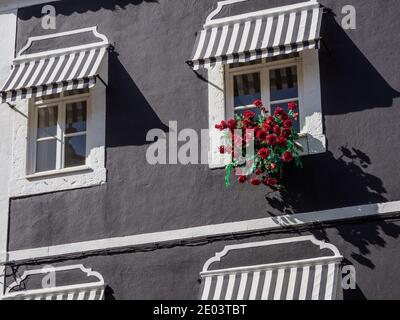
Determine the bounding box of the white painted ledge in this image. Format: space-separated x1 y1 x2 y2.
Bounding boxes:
3 200 400 265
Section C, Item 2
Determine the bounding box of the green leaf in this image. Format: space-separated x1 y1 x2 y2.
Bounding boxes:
225 164 233 187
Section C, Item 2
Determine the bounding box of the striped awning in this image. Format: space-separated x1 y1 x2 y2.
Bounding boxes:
2 284 105 300
0 46 107 104
201 257 341 300
188 1 323 70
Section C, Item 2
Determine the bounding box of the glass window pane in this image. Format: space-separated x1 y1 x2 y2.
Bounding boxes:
271 102 300 133
269 66 298 101
233 72 261 107
36 139 57 172
65 101 87 134
65 135 86 168
37 106 58 139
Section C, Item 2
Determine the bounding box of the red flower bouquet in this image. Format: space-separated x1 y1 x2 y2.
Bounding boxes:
216 100 302 188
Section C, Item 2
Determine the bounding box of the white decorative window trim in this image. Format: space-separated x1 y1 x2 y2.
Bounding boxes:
2 264 105 300
207 49 326 169
8 56 107 197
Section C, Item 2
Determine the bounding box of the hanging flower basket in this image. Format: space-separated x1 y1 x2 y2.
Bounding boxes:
216 100 303 188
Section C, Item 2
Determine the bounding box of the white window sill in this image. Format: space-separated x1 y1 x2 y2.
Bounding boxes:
25 165 92 180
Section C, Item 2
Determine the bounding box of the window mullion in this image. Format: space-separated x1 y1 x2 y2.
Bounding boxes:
56 102 65 170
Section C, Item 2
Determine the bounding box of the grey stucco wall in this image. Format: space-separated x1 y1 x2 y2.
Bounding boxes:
6 217 400 300
7 0 400 250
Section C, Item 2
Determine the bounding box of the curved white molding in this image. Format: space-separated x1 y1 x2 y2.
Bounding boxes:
202 235 342 273
205 0 248 26
205 0 319 28
5 264 104 295
16 26 109 62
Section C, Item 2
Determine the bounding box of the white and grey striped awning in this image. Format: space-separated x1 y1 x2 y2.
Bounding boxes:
188 1 323 70
3 283 105 300
0 46 107 104
201 258 341 300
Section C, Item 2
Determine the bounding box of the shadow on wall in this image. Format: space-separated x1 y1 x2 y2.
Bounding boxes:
266 146 387 216
319 10 400 115
106 49 169 147
17 0 159 20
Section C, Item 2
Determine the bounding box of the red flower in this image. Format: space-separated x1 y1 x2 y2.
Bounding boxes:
218 146 225 154
253 99 263 107
273 125 281 135
227 119 237 131
282 128 292 138
215 120 227 131
277 137 287 147
263 123 272 132
250 178 261 186
238 176 247 184
256 130 268 142
266 134 278 146
274 107 284 117
283 120 292 128
263 177 278 186
288 102 298 110
242 119 255 129
282 151 294 163
267 116 275 124
280 112 289 121
243 110 256 119
255 169 263 175
257 147 269 159
268 163 277 171
294 112 299 121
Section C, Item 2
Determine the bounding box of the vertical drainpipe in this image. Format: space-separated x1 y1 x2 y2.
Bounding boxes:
0 8 17 299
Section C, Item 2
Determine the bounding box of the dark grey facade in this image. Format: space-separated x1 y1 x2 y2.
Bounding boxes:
3 0 400 300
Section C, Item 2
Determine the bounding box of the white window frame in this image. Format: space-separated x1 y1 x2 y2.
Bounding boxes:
225 55 304 129
28 90 90 176
207 50 326 169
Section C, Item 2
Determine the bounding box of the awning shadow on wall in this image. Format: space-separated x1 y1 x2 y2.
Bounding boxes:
319 11 400 116
106 50 169 147
17 0 159 19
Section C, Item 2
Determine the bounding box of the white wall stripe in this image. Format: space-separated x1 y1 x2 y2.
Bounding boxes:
88 47 106 77
47 54 65 84
237 273 248 300
238 21 251 53
215 25 229 57
273 269 285 300
192 30 207 61
18 61 35 88
6 63 25 91
273 14 285 47
308 8 320 41
249 271 260 300
204 27 218 59
56 53 75 83
201 277 212 300
213 275 224 300
78 49 96 79
26 59 45 87
286 267 298 300
37 56 55 85
77 291 86 300
284 12 297 45
261 270 272 300
299 266 310 300
296 10 308 43
312 264 322 300
66 292 75 300
261 16 274 49
249 18 262 51
67 51 85 81
225 274 236 300
324 263 336 300
226 23 240 55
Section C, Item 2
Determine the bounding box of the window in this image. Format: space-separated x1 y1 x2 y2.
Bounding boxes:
31 89 89 174
207 50 325 169
226 53 301 132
